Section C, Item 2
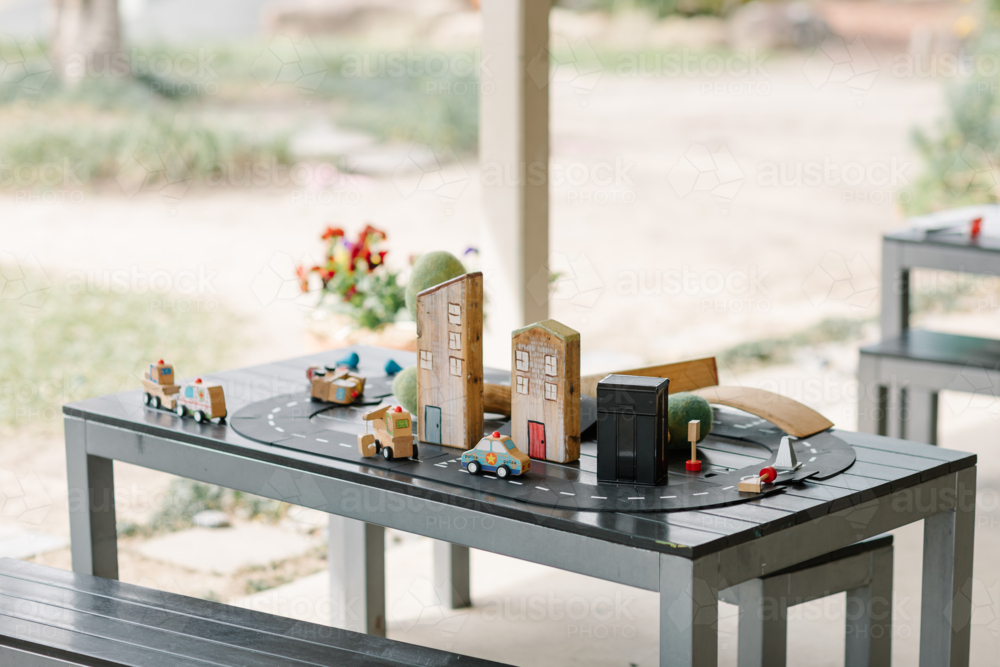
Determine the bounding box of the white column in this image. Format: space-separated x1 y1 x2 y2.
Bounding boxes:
479 0 551 341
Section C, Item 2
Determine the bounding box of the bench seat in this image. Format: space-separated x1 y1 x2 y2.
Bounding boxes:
0 558 508 667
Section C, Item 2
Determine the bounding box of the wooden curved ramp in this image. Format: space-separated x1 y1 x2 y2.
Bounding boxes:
691 385 834 438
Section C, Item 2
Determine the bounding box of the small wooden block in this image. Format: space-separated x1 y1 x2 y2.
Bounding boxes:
738 476 762 493
580 356 718 398
687 419 700 442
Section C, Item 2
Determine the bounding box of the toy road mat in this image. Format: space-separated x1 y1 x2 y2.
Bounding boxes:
230 381 856 513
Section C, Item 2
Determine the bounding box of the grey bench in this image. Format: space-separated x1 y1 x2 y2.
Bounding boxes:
720 534 893 667
0 558 507 667
858 329 1000 444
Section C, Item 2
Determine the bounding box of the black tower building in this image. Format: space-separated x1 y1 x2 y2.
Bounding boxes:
596 374 669 486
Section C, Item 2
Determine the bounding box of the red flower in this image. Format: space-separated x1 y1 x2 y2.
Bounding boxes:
321 226 345 241
295 265 309 292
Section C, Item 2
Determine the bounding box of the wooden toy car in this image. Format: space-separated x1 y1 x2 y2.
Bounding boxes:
738 466 777 494
142 359 181 410
174 378 227 424
308 365 366 405
358 405 417 461
462 432 530 479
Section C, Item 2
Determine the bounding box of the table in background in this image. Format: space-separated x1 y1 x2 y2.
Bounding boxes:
859 226 1000 443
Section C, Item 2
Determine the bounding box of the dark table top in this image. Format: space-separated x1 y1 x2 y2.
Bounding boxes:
886 226 1000 253
0 558 509 667
63 346 977 559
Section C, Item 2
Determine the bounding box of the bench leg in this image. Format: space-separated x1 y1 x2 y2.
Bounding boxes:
735 577 788 667
328 516 385 636
433 541 471 609
903 388 938 445
845 546 894 667
660 554 719 667
65 417 118 580
920 467 976 667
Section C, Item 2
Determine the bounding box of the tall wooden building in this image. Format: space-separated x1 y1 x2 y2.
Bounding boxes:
415 272 484 449
510 319 581 463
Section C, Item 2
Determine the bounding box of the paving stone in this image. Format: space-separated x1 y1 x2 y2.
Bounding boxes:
135 524 319 574
0 523 66 559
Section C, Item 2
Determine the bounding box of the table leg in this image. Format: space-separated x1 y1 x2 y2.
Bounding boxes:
660 554 719 667
857 355 881 434
886 383 905 440
845 545 893 667
433 541 471 609
920 467 976 667
65 417 118 580
735 577 787 667
880 244 908 339
328 515 385 636
904 388 938 445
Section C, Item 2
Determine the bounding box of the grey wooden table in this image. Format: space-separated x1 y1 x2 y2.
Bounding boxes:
860 225 1000 443
63 346 978 667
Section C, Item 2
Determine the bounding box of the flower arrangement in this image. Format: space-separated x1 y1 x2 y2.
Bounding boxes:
298 224 406 330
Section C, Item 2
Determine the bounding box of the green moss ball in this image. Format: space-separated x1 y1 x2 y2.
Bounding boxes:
667 392 714 450
405 251 466 319
392 365 418 414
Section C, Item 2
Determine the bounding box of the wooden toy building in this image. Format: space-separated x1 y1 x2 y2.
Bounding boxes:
415 272 484 449
596 374 670 485
510 319 581 463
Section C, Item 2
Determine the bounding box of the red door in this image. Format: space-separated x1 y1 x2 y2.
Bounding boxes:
528 421 546 459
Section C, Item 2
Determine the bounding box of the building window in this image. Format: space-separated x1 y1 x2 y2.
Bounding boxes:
544 382 558 401
420 350 432 370
448 331 461 350
449 357 463 377
448 302 461 325
516 375 529 395
515 350 528 371
544 355 557 376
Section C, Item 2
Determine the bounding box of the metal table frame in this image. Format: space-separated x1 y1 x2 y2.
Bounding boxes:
859 228 1000 443
65 409 977 667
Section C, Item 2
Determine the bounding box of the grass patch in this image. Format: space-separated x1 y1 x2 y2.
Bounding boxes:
132 479 286 536
717 317 870 372
0 265 243 431
0 111 290 191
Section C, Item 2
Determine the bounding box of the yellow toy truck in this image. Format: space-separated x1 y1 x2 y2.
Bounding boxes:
358 405 417 461
307 365 366 405
142 360 181 410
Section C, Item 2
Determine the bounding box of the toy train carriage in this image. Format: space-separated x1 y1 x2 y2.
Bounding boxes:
142 359 180 410
174 378 227 424
308 365 366 405
358 405 417 460
462 432 530 478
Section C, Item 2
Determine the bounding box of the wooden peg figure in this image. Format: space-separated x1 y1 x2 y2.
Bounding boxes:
686 419 702 472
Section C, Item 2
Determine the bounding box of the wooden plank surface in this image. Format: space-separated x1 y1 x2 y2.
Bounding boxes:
0 559 508 667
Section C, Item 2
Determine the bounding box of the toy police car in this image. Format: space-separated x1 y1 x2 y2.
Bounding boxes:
461 431 531 478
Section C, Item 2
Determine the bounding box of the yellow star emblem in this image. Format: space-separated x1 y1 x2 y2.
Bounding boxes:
486 452 497 466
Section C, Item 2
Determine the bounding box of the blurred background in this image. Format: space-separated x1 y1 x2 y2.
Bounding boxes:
2 0 1000 664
